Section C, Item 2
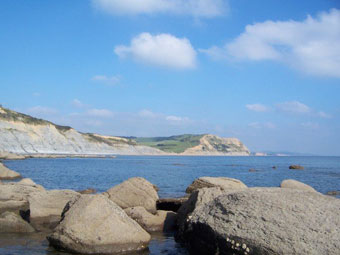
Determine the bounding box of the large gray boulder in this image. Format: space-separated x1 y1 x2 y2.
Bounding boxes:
0 211 35 233
185 177 247 193
182 188 340 255
0 183 41 214
47 194 151 254
0 162 21 180
104 177 159 213
176 187 226 241
124 206 177 232
28 189 80 231
280 179 316 192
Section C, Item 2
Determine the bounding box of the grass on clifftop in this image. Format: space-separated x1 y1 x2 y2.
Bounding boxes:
135 134 204 153
0 106 72 131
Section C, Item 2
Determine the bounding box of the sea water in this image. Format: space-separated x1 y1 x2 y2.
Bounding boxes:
1 156 339 255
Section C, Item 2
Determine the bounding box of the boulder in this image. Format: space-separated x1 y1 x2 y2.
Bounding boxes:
280 179 316 192
0 162 21 180
0 183 41 214
157 197 189 212
0 211 35 233
124 206 177 232
176 187 226 241
185 177 247 193
17 178 45 191
28 189 80 231
182 188 340 255
47 194 151 254
104 177 159 213
289 165 304 170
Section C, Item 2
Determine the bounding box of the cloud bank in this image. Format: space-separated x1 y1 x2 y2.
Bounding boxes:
92 0 227 18
246 101 332 118
115 33 197 69
202 9 340 78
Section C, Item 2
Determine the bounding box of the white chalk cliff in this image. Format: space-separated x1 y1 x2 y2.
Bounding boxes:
0 106 250 156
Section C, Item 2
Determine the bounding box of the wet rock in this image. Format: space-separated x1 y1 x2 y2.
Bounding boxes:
280 179 316 192
124 206 177 232
185 177 247 194
289 165 304 170
157 197 188 212
104 177 159 214
47 194 151 254
0 212 35 233
0 163 21 180
77 188 96 194
28 189 80 231
248 168 258 172
182 188 340 255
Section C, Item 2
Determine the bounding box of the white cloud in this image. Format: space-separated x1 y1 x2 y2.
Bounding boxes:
27 106 58 115
115 33 197 69
138 109 157 118
246 103 269 112
274 101 332 118
202 9 340 78
166 115 183 121
87 108 114 118
276 101 311 114
92 75 120 86
317 111 332 119
166 115 190 125
72 99 85 108
92 0 227 18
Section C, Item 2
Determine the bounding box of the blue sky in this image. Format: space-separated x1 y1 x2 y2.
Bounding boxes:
1 0 340 155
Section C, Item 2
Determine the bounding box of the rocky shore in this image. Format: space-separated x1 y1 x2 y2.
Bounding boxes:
0 163 339 255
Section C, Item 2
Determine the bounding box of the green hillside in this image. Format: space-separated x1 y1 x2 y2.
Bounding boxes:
135 134 204 153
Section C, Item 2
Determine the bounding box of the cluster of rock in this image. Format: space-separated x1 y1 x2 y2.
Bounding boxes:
0 175 177 254
1 166 339 255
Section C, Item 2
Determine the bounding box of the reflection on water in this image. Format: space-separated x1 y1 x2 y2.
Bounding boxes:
0 232 188 255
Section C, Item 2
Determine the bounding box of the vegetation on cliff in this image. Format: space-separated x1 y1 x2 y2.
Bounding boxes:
135 134 204 153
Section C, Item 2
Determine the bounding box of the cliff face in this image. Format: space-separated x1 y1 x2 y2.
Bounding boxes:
182 134 250 156
0 107 163 155
0 107 250 156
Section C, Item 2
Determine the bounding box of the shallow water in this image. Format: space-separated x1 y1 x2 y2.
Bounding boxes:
0 232 188 255
1 156 340 255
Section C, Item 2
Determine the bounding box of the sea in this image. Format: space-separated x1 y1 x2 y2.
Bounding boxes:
1 156 339 255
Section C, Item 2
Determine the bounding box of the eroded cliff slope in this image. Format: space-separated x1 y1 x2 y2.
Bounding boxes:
0 107 250 155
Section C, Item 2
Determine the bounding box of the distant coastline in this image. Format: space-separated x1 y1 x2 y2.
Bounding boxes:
0 106 250 156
